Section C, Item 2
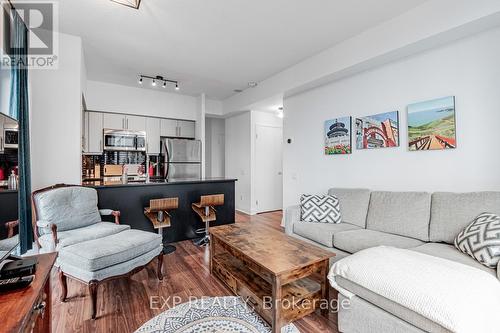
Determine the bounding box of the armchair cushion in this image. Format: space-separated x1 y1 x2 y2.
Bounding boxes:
38 222 130 251
34 187 102 234
58 229 161 272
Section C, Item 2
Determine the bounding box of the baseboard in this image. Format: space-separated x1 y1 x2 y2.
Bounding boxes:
235 208 254 215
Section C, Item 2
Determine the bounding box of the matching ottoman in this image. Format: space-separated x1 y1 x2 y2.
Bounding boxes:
57 229 164 319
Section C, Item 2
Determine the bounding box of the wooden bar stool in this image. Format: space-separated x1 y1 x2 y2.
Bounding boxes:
144 197 179 254
192 194 224 246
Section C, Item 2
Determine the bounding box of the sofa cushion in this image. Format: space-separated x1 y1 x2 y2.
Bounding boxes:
336 277 450 333
328 188 370 228
293 221 360 247
34 187 102 234
366 191 431 241
334 229 424 253
300 194 342 223
58 229 162 272
430 192 500 244
38 222 130 251
454 213 500 269
411 243 496 277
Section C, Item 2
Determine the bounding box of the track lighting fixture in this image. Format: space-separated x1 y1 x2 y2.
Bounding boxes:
137 75 180 91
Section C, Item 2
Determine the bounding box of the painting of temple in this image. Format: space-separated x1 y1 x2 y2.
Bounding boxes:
324 117 352 154
355 111 399 149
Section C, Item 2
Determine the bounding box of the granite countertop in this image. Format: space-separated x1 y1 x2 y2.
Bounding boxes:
83 177 237 189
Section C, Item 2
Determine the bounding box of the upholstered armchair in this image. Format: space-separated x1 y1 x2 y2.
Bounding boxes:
32 185 164 319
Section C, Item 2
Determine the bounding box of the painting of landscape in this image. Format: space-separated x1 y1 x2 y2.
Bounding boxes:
325 117 351 154
355 111 399 149
407 96 456 151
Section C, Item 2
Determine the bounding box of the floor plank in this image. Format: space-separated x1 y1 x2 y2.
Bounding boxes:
51 210 339 333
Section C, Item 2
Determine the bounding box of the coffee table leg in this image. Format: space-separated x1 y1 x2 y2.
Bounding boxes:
272 276 283 333
320 259 329 317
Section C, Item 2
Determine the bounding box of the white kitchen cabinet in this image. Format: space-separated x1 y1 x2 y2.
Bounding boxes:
177 120 195 138
87 112 104 153
146 117 161 154
126 115 146 132
103 113 125 130
160 119 178 137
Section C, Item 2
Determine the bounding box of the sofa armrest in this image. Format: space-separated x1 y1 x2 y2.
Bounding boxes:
99 209 121 224
36 220 58 246
284 205 300 235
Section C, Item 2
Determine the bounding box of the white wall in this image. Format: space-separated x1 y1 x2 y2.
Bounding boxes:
225 112 251 213
205 117 225 177
85 80 198 120
283 27 500 208
30 33 84 190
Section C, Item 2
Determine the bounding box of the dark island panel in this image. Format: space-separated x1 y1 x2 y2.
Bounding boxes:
0 190 18 240
92 179 236 243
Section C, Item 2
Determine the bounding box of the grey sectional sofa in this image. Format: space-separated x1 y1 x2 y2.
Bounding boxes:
284 188 500 333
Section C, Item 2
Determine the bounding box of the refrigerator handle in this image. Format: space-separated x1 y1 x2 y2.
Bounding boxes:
165 141 170 180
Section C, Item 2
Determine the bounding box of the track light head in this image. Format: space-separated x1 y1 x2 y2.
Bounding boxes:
138 77 143 84
163 81 167 88
175 83 180 91
152 79 156 87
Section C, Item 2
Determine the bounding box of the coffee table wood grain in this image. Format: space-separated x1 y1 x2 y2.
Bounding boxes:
210 224 335 333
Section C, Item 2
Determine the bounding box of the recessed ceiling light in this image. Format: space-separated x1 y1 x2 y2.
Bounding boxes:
248 82 258 88
110 0 141 9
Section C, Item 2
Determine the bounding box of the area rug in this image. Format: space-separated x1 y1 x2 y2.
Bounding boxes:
135 296 300 333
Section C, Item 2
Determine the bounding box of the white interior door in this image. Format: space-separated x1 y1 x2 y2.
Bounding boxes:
255 125 283 213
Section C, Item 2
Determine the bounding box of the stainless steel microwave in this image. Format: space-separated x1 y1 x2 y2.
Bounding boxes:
3 127 18 149
103 129 146 152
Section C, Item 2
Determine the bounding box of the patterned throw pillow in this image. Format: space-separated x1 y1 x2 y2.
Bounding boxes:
454 212 500 269
300 194 342 224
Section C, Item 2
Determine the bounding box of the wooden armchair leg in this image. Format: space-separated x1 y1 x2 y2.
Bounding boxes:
89 280 99 320
58 269 67 302
157 253 164 281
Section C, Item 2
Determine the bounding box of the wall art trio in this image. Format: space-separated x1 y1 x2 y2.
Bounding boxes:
324 96 456 155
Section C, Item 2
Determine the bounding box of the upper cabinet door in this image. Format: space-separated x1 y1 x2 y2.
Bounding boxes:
103 113 126 130
126 115 146 132
178 120 195 139
146 117 161 154
87 112 104 153
161 119 177 137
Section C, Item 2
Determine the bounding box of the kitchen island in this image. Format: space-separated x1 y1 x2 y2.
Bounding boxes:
86 178 236 243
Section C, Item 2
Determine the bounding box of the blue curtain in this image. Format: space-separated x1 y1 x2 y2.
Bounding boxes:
8 8 33 253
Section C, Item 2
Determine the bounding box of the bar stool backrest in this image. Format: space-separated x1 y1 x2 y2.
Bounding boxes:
199 194 224 208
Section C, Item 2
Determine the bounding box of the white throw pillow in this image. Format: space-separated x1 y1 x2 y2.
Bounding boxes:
454 212 500 269
300 194 342 224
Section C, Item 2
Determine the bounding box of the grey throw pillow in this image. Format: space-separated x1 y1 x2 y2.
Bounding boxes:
300 194 342 224
454 212 500 269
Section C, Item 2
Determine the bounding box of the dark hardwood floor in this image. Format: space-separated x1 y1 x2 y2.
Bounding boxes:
51 210 339 333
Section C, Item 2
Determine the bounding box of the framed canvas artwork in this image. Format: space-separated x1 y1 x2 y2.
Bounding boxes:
324 117 352 155
355 111 399 149
407 96 456 151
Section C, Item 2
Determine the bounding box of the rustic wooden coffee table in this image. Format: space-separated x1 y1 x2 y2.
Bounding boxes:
210 224 335 333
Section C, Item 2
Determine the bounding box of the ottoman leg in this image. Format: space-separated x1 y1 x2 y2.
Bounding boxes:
58 269 67 302
157 253 164 281
89 280 99 320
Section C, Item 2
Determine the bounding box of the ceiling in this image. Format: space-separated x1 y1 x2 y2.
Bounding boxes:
57 0 427 100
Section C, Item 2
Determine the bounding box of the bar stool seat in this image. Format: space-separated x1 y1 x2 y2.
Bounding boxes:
144 197 179 254
192 194 224 246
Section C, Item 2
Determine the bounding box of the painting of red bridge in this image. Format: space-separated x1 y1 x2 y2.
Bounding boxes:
408 96 456 151
356 111 399 149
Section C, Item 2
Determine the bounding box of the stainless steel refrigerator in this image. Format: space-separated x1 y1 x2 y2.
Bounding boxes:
161 138 202 180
